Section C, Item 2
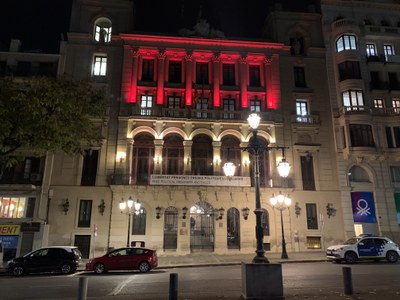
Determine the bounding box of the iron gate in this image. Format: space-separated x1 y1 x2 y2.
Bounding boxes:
163 207 178 250
190 201 214 251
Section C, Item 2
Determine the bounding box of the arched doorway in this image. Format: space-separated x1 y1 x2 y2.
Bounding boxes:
163 207 178 250
190 201 214 251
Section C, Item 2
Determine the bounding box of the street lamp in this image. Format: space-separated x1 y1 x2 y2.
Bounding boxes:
223 113 290 263
270 192 292 259
119 196 141 247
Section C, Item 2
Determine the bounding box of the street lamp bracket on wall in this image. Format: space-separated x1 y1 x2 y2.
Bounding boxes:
62 199 70 215
98 199 106 216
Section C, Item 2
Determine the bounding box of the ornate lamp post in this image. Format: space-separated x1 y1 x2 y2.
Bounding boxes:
119 196 141 247
270 192 292 259
223 113 290 263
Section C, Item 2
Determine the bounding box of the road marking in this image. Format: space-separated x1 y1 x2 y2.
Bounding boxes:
69 271 85 277
109 275 136 296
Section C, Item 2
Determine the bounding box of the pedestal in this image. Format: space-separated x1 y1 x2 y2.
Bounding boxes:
241 263 284 300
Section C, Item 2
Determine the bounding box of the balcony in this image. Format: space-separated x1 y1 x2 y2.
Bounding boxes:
0 172 43 185
130 106 284 123
291 114 320 125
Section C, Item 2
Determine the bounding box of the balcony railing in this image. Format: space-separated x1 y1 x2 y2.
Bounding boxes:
291 114 320 125
336 106 400 117
130 106 283 123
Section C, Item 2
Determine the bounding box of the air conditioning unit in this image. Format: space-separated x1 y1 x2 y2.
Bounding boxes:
30 173 42 182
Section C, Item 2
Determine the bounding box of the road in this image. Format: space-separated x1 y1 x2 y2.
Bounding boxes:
1 262 400 299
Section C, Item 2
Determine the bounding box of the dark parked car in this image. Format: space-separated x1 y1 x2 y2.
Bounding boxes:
7 246 82 276
86 247 158 274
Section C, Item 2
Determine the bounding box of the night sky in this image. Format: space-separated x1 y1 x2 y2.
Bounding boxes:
0 0 316 53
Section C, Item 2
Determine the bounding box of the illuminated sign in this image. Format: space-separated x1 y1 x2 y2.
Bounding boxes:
0 225 20 235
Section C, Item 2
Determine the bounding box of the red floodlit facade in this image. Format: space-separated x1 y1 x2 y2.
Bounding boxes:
120 34 285 111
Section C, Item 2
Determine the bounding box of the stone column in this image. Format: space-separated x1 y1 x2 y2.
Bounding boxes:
153 139 164 174
264 56 272 109
212 141 222 175
157 49 166 105
121 45 133 103
239 54 248 108
130 48 140 104
185 51 193 106
212 52 221 107
183 140 193 175
240 142 250 177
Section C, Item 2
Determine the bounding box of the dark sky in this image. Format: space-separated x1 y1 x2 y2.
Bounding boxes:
0 0 316 53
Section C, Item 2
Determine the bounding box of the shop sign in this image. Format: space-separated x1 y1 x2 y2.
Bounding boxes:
351 192 377 223
21 222 41 232
0 236 19 248
150 175 251 187
0 225 20 235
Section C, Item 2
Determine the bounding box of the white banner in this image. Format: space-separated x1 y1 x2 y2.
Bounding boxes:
150 174 251 187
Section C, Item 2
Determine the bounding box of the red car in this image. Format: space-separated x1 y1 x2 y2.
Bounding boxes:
86 247 158 274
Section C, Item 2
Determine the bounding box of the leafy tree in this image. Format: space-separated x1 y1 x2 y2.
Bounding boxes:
0 76 107 170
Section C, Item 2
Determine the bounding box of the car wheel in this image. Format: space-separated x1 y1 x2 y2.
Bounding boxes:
93 263 106 274
11 265 25 277
60 263 73 274
138 261 150 273
386 251 399 263
345 251 357 264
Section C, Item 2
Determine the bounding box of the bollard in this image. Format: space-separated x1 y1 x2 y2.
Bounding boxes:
169 273 178 300
78 277 89 300
342 267 353 295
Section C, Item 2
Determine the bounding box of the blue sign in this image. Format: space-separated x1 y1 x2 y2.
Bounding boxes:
351 192 377 223
0 235 19 248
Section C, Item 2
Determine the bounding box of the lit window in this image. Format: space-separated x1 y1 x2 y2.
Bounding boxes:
384 44 394 61
296 99 309 122
93 56 107 76
306 237 321 249
336 34 357 52
0 197 26 218
249 99 261 112
94 18 112 43
393 99 400 113
140 95 153 116
374 99 384 108
366 43 377 56
342 90 364 111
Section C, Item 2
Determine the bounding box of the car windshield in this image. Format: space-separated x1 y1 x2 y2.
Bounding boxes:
343 238 360 245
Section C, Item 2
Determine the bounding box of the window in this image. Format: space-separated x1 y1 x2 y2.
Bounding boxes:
306 204 318 230
227 208 240 249
301 156 315 191
78 200 92 228
249 137 270 187
93 56 107 76
386 127 400 148
290 37 305 55
366 43 377 56
294 67 306 87
162 135 184 175
390 166 400 183
81 149 98 186
196 98 209 118
349 124 375 147
0 197 27 218
296 99 309 122
338 61 361 81
392 99 400 113
388 72 399 90
167 96 181 117
196 62 209 84
249 65 261 87
348 166 370 182
191 135 213 175
141 59 154 81
94 18 112 43
131 134 155 185
306 237 321 249
342 90 364 111
249 98 261 112
223 98 235 119
373 99 384 108
132 208 147 235
336 34 357 52
384 44 394 61
140 95 153 116
221 136 241 176
168 61 182 83
222 64 235 85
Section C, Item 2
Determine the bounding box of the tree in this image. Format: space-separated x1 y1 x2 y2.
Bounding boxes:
0 76 107 170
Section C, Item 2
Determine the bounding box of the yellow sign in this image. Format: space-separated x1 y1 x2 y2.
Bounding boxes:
0 225 20 235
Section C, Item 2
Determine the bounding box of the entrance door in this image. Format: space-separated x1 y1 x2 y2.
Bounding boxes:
190 201 214 251
227 208 240 249
163 207 178 250
74 235 91 258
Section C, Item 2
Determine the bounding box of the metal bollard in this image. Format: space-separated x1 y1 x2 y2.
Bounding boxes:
78 277 89 300
342 267 353 295
169 273 178 300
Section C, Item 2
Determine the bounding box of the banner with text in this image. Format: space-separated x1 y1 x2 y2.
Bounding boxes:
150 175 251 187
351 192 377 223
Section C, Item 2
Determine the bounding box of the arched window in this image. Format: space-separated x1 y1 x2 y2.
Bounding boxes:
132 208 146 235
131 134 155 185
348 166 370 182
94 17 112 43
221 136 241 176
191 135 213 175
336 34 357 52
261 209 270 236
227 208 240 249
163 134 184 175
249 136 270 187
